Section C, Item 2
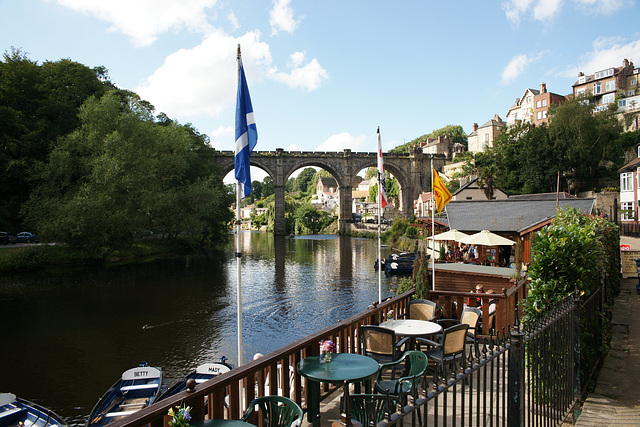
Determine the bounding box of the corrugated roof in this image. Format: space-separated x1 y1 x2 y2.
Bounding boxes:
444 198 595 233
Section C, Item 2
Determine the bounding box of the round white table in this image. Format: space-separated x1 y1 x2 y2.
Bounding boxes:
379 319 442 349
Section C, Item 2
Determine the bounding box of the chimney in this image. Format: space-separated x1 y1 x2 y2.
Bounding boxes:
540 82 547 93
624 58 629 68
578 72 584 77
493 114 501 122
473 123 478 131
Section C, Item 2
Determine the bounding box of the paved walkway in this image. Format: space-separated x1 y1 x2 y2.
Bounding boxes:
574 277 640 426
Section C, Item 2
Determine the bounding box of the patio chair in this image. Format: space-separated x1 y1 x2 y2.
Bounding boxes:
435 307 481 358
374 350 428 397
406 299 437 321
349 392 398 426
418 324 469 380
240 395 303 427
360 325 407 364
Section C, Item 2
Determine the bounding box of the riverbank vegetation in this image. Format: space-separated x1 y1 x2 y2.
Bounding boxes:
1 49 233 261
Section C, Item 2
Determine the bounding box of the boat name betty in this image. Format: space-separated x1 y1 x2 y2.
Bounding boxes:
133 370 150 377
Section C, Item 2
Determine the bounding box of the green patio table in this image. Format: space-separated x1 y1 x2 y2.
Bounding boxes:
297 353 379 427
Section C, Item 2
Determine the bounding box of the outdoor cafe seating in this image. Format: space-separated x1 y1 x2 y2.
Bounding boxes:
417 324 469 380
435 306 482 358
239 395 303 427
360 325 408 364
404 299 438 321
348 391 397 426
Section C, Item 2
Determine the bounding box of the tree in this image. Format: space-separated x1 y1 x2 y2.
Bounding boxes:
23 90 233 258
294 167 317 193
0 49 111 229
389 124 468 153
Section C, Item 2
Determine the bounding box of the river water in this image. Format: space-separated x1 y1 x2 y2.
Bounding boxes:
0 232 400 425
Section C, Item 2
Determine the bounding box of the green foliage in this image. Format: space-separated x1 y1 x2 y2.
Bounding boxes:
293 205 334 234
486 98 626 195
411 253 431 299
523 207 619 320
390 124 467 153
23 90 233 259
404 226 417 237
0 49 112 229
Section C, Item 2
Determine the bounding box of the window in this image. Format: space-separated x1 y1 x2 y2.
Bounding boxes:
595 68 614 79
537 111 542 120
579 75 586 84
542 111 547 119
619 99 627 107
593 82 601 94
526 96 532 104
622 201 634 221
630 89 636 96
577 88 586 97
621 172 634 191
602 93 615 104
536 100 542 108
542 99 547 107
483 134 489 142
605 80 616 91
631 79 638 86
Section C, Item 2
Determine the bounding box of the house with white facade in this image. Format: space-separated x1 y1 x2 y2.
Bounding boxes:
619 148 640 221
505 83 565 128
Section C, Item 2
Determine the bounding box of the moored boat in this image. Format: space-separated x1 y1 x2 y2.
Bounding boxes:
87 362 162 427
156 357 232 401
0 393 67 427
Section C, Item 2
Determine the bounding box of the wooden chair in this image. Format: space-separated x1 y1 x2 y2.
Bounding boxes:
418 324 469 379
407 299 437 321
437 307 481 357
360 325 406 364
240 395 303 427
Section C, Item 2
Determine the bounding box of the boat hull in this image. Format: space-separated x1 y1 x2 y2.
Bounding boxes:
0 393 67 427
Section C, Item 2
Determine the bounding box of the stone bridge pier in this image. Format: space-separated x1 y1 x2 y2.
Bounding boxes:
214 147 444 236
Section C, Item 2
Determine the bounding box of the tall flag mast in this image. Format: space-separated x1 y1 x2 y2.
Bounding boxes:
431 160 452 291
377 127 388 303
234 44 257 366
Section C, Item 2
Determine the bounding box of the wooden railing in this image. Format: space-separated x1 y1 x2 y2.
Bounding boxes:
109 291 414 427
430 276 528 335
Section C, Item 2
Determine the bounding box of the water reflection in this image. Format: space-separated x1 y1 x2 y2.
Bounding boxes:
0 233 400 425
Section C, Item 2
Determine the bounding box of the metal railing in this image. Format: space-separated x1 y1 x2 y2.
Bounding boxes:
376 287 605 427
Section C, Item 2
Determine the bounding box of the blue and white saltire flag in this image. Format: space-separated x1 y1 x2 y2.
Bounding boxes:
235 60 258 198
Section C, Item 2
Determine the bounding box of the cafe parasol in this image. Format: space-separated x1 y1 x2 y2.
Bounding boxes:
463 229 516 246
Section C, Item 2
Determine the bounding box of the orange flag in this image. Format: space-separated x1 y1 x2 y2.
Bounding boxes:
432 167 452 213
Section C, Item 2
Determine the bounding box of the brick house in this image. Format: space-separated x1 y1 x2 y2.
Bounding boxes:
506 83 565 127
573 58 638 114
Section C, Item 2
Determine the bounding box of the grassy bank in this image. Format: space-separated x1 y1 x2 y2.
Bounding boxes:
0 240 213 273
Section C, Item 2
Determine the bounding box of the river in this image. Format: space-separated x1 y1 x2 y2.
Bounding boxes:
0 232 401 425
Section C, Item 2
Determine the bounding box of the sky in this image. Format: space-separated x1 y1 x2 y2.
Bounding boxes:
2 0 640 182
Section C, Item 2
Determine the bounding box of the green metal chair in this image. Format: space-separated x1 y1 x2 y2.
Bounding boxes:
240 395 304 427
349 392 398 426
374 350 428 396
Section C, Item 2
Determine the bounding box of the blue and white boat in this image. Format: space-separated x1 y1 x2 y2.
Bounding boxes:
87 362 162 427
0 393 67 427
157 357 232 401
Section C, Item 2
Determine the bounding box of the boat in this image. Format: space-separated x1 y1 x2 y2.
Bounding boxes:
156 357 232 401
0 393 67 427
87 362 162 427
374 252 423 275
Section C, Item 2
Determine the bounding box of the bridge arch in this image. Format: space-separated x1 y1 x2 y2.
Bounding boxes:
214 148 443 235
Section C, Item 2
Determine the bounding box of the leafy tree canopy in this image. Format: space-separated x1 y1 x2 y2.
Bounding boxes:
389 125 468 153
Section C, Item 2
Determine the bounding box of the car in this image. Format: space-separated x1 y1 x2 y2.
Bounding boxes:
16 232 40 243
0 232 17 244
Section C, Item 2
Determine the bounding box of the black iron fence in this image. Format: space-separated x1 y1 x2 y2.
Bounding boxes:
378 287 605 427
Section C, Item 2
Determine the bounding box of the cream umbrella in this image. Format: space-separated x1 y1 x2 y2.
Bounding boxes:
432 229 470 241
463 230 515 246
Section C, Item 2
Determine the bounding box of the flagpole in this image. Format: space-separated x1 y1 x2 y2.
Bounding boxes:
235 44 243 367
377 127 382 304
431 158 435 292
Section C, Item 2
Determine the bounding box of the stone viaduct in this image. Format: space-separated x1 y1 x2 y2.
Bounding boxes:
213 146 445 236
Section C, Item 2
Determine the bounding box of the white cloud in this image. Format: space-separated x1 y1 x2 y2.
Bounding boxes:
574 0 626 14
269 0 301 35
501 54 532 85
208 126 234 149
135 30 271 118
227 12 240 31
503 0 625 26
55 0 217 46
315 133 367 152
576 37 640 75
270 52 329 91
501 52 546 84
286 144 304 151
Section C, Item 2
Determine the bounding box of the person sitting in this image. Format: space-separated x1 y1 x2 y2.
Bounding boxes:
467 284 483 307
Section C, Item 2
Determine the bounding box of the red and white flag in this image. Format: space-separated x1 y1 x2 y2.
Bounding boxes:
377 127 388 208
